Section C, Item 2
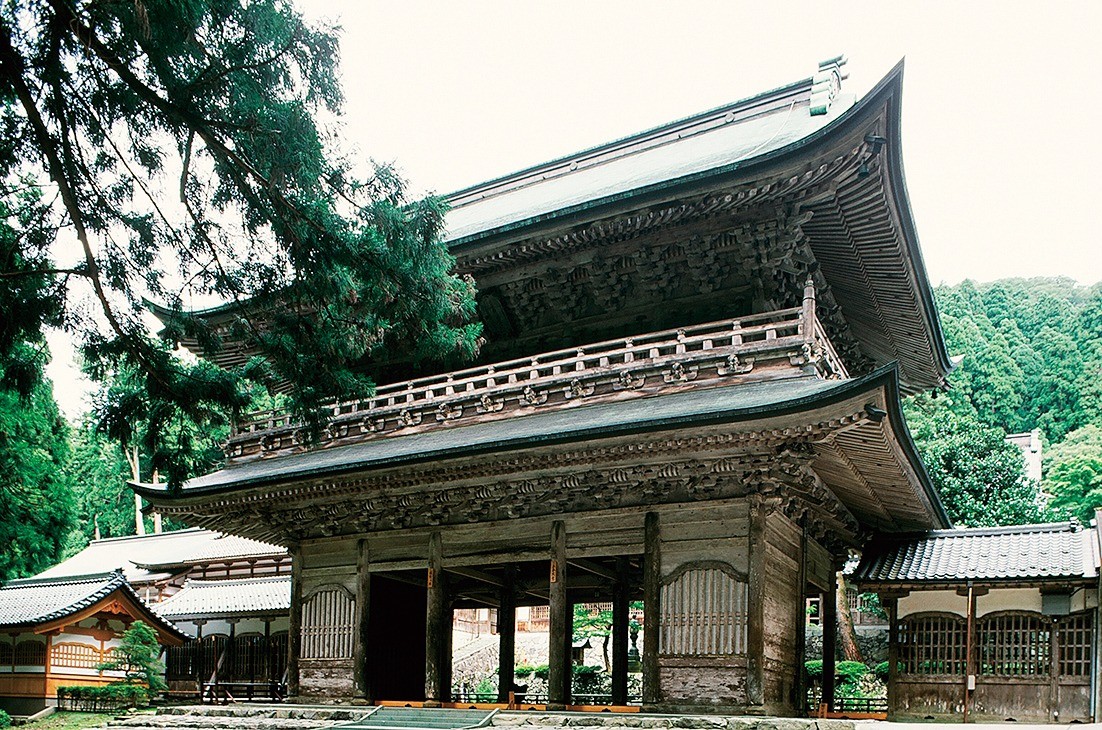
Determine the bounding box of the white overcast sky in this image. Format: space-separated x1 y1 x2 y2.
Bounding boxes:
46 0 1102 418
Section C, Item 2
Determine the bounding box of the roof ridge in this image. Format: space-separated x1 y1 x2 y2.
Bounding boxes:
182 575 291 588
924 521 1081 538
3 569 122 589
88 527 208 544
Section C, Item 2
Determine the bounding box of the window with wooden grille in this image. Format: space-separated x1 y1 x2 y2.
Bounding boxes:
53 642 100 669
0 640 11 666
14 639 46 666
1058 610 1093 677
898 613 966 675
659 563 748 656
978 612 1050 676
300 585 355 659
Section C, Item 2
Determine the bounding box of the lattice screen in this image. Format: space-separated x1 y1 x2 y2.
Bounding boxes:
659 564 748 656
898 613 966 675
301 585 355 659
13 640 46 666
52 642 100 669
1058 610 1093 677
978 612 1050 676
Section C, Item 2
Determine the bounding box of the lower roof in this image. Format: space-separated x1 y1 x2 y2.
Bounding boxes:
154 576 291 620
853 521 1099 586
0 570 189 643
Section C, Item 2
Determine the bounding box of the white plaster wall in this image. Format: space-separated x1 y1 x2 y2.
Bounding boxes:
898 589 965 617
896 586 1098 619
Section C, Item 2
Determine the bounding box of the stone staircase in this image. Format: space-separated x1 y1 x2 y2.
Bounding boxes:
335 707 495 730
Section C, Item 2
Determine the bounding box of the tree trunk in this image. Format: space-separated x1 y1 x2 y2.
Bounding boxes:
602 632 610 672
836 573 863 662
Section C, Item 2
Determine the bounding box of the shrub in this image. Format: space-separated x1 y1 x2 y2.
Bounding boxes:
873 661 890 681
0 708 10 728
571 664 606 694
58 683 150 711
804 659 823 679
532 664 550 680
835 661 868 688
514 664 535 679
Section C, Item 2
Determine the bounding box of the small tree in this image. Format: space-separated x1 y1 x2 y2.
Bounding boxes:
99 620 166 695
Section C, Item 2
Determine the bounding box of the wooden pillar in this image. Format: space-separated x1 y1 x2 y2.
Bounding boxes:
425 532 447 706
642 512 661 707
792 524 808 713
964 582 976 723
287 545 303 699
496 569 516 703
746 498 766 710
548 520 569 709
353 539 371 700
886 598 899 719
821 566 838 713
611 557 630 705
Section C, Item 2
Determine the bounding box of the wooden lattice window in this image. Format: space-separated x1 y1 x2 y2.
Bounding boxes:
898 613 966 675
1058 610 1093 677
14 639 46 666
978 611 1050 676
659 562 749 656
301 584 355 659
0 640 11 665
53 642 101 669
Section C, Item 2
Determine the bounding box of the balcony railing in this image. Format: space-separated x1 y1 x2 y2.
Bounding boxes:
226 281 848 459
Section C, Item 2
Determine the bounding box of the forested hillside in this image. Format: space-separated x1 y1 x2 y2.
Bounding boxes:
1 277 1101 581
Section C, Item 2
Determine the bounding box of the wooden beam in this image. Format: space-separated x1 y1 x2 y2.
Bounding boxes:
642 512 660 707
569 558 618 582
354 539 370 701
548 520 568 710
746 498 766 710
424 532 447 706
447 566 503 587
287 545 303 699
611 557 629 706
496 568 516 703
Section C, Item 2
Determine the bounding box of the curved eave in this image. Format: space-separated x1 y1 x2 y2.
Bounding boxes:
448 61 952 392
135 364 948 532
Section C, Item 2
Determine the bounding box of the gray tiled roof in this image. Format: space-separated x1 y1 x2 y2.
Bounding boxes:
853 522 1100 585
34 528 285 584
154 576 291 619
148 373 845 494
0 571 189 640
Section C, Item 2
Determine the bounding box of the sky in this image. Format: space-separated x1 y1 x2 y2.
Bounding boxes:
45 0 1102 418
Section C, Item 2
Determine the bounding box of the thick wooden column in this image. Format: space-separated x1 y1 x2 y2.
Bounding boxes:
821 566 838 713
611 557 630 705
287 545 303 698
792 524 808 713
886 598 899 719
353 539 371 700
425 532 448 706
548 520 569 710
496 569 516 703
746 498 766 710
642 512 660 706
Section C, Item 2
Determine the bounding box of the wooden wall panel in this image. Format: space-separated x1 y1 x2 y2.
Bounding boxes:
762 510 801 713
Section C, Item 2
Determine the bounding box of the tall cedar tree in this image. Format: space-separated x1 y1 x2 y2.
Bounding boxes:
0 1 481 484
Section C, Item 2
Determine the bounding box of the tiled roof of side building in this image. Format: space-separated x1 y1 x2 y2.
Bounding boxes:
154 576 291 619
853 521 1100 585
33 528 286 584
0 570 189 642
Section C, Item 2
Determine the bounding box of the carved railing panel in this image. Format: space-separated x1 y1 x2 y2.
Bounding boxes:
226 287 848 459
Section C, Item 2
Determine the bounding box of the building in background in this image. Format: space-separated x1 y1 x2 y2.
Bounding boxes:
1006 429 1044 483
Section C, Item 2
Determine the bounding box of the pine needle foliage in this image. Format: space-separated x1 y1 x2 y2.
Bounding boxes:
0 1 481 484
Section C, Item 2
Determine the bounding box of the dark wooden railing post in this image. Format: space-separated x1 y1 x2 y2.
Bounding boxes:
611 557 629 705
642 512 661 707
548 520 568 709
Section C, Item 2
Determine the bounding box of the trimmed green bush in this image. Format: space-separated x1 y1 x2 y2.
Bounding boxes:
514 664 535 679
0 708 11 728
835 661 868 688
532 664 550 680
58 683 150 711
804 659 823 679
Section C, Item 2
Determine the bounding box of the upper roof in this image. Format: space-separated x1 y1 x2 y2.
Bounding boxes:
35 528 286 584
444 65 855 244
853 522 1100 586
0 570 188 642
154 576 291 619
